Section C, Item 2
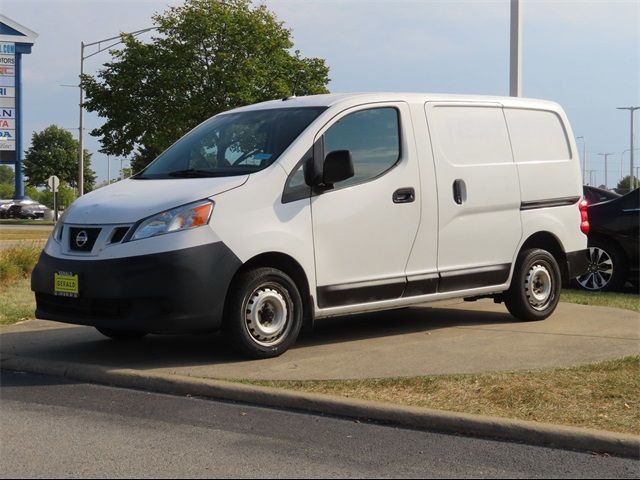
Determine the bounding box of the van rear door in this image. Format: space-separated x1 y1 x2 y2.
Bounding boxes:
425 102 522 291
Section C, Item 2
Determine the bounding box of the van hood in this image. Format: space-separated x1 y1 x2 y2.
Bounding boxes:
65 176 248 225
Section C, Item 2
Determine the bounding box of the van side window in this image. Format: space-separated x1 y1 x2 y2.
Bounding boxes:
323 107 400 189
282 150 312 204
429 105 513 165
504 108 571 162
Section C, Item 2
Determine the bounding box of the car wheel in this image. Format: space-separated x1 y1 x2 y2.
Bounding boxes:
96 327 148 341
576 240 627 292
224 267 303 359
504 248 562 321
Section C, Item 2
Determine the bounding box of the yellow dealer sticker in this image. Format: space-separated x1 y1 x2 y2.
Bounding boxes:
54 272 79 297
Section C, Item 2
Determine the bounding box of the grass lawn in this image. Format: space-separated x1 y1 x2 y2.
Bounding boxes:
562 289 640 313
245 356 640 435
0 276 35 325
0 219 55 226
0 229 51 241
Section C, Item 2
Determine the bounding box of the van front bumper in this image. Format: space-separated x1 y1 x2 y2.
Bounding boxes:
31 242 242 334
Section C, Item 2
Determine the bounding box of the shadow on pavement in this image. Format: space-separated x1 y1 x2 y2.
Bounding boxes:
0 304 514 370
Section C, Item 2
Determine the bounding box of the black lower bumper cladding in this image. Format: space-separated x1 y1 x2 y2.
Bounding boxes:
31 242 242 334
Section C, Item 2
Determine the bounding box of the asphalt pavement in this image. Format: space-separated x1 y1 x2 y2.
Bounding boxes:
1 370 637 479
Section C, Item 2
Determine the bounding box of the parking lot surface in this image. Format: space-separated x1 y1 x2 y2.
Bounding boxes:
1 299 638 381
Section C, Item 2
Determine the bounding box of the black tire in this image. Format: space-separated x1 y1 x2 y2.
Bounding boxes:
575 239 627 292
96 327 147 341
504 248 562 321
224 267 303 359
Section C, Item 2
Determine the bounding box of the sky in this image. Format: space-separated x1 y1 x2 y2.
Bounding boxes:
2 0 639 188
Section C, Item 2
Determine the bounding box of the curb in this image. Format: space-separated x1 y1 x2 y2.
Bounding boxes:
2 355 639 459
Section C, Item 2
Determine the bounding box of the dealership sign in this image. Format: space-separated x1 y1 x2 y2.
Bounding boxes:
0 42 14 152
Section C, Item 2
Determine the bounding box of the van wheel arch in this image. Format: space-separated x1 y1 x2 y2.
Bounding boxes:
225 252 314 332
518 232 568 283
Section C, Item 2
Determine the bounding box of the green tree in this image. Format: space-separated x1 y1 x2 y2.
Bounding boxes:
615 175 640 195
0 165 14 184
82 0 330 173
23 125 96 192
31 184 76 209
0 183 13 199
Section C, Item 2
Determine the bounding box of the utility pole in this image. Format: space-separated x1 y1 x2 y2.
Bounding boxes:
77 27 155 196
598 153 614 189
586 169 596 186
576 136 587 183
107 155 111 184
509 0 522 97
78 41 85 197
617 106 639 190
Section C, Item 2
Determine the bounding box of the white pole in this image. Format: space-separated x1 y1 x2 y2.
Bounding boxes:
631 110 636 189
509 0 522 97
598 153 614 188
78 41 85 197
617 107 639 190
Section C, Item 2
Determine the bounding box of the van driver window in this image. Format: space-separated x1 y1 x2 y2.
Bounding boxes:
323 108 400 189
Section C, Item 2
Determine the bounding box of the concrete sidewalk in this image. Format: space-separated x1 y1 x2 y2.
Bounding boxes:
1 299 638 381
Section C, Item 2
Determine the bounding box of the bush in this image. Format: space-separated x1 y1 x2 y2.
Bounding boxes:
0 244 41 285
0 183 13 199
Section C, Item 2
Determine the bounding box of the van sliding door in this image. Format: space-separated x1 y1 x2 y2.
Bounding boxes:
425 102 522 292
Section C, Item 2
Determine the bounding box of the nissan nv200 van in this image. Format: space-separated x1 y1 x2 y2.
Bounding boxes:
32 93 590 358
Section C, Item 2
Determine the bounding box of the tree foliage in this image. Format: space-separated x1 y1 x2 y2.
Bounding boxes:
615 175 640 195
23 125 96 192
0 165 14 184
82 0 330 173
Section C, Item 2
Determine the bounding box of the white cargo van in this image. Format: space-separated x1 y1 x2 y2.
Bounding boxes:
32 93 589 358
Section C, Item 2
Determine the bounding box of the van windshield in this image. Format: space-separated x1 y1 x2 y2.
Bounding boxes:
135 107 326 179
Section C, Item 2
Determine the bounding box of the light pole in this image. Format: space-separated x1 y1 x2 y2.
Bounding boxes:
620 148 640 183
77 27 155 196
509 0 522 97
617 106 639 190
107 155 111 184
576 136 586 183
586 169 596 186
597 153 614 189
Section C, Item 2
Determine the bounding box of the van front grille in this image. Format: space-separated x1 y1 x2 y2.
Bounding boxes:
69 227 101 252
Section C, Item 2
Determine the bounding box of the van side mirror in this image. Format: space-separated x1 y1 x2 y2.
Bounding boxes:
322 150 354 187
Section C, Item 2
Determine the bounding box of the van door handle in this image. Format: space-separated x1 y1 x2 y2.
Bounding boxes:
393 187 415 204
453 179 466 205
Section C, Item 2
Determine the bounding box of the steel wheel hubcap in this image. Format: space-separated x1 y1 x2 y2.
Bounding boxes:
526 264 553 311
245 286 290 346
577 247 613 291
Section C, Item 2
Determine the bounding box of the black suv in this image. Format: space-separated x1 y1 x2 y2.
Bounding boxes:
583 185 620 205
576 189 639 291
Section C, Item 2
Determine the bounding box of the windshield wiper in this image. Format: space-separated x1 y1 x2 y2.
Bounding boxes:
167 169 219 178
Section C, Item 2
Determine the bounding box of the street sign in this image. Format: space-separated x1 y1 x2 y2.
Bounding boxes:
47 175 59 192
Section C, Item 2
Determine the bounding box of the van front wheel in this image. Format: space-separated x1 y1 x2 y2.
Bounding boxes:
504 248 561 321
225 267 303 359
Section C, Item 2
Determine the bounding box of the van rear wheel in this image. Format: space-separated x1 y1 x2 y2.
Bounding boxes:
224 267 303 359
504 248 561 321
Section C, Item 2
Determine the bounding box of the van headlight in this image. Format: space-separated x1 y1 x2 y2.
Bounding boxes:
52 209 70 243
129 200 214 241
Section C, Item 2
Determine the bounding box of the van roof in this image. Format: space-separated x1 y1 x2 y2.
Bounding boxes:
228 93 563 113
